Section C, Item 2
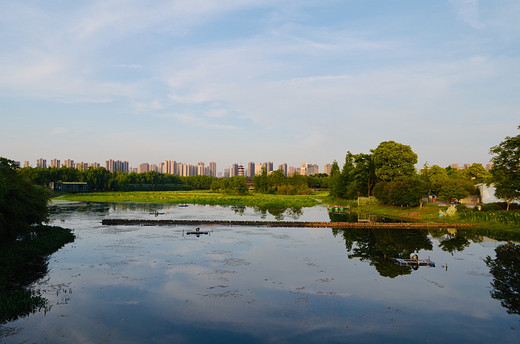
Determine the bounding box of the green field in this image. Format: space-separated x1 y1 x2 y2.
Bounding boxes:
56 190 329 208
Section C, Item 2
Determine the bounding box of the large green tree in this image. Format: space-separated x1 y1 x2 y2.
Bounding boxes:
490 126 520 211
0 158 51 241
328 161 342 198
372 141 418 182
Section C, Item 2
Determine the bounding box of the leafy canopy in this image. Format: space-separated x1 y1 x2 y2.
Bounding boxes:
372 141 418 182
490 126 520 210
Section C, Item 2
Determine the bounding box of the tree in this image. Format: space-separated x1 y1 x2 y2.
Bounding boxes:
490 126 520 211
462 163 491 185
252 167 269 193
485 242 520 315
437 178 474 205
350 153 376 198
372 141 418 182
328 161 342 198
0 158 50 241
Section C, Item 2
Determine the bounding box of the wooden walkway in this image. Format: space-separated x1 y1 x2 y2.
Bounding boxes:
101 219 471 229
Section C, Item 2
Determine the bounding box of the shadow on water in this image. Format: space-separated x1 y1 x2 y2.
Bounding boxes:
0 226 75 323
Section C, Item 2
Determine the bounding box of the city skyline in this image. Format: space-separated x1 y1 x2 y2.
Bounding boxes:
19 156 491 178
1 2 519 168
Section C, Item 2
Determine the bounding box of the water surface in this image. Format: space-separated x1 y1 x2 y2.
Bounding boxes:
1 201 519 343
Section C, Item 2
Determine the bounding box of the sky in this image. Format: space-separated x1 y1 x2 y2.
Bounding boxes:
1 0 519 173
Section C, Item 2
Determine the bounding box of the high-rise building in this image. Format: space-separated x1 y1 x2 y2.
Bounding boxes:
50 159 60 168
36 158 46 168
255 163 263 175
288 166 298 176
171 160 178 175
278 163 287 176
263 162 273 174
89 162 100 168
224 168 230 178
23 161 30 168
300 163 319 176
150 164 158 172
324 164 332 175
209 161 217 177
247 162 255 177
238 165 244 177
74 162 88 170
138 163 150 173
231 164 239 177
63 159 74 168
197 162 205 176
450 163 460 170
106 159 129 173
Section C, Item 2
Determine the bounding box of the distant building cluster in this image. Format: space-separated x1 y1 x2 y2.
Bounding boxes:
450 163 493 171
19 158 494 178
20 157 332 177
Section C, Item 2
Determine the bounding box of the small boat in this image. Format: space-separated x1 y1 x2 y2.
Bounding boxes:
185 227 210 237
395 254 435 267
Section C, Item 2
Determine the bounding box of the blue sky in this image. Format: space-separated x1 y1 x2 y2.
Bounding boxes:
1 0 519 172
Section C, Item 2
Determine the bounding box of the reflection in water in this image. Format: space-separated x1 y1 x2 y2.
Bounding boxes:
485 242 520 316
5 202 520 343
0 227 75 323
332 228 433 278
253 205 303 221
328 211 402 223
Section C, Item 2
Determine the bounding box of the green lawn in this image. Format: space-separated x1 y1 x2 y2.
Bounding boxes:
56 190 329 208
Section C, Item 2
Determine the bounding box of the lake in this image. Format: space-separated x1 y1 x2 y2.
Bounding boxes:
1 201 519 343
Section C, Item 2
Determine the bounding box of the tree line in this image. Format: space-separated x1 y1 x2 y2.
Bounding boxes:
329 140 494 207
329 126 519 209
14 165 329 194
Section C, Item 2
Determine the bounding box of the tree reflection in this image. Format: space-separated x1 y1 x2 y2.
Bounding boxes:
332 228 433 278
485 242 520 315
231 205 246 215
253 205 303 221
0 226 75 322
438 235 471 253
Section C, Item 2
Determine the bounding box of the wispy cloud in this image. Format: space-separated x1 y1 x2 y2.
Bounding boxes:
160 113 239 130
50 127 68 135
450 0 485 29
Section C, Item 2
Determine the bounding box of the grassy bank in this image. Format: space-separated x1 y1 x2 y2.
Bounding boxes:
56 190 329 208
350 203 520 230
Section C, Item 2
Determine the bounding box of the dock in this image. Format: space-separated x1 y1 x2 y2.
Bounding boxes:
101 219 471 229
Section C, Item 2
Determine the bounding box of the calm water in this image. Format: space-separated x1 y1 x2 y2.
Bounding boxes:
1 201 519 343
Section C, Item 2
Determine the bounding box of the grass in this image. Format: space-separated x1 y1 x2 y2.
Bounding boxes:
56 190 329 208
349 202 520 230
